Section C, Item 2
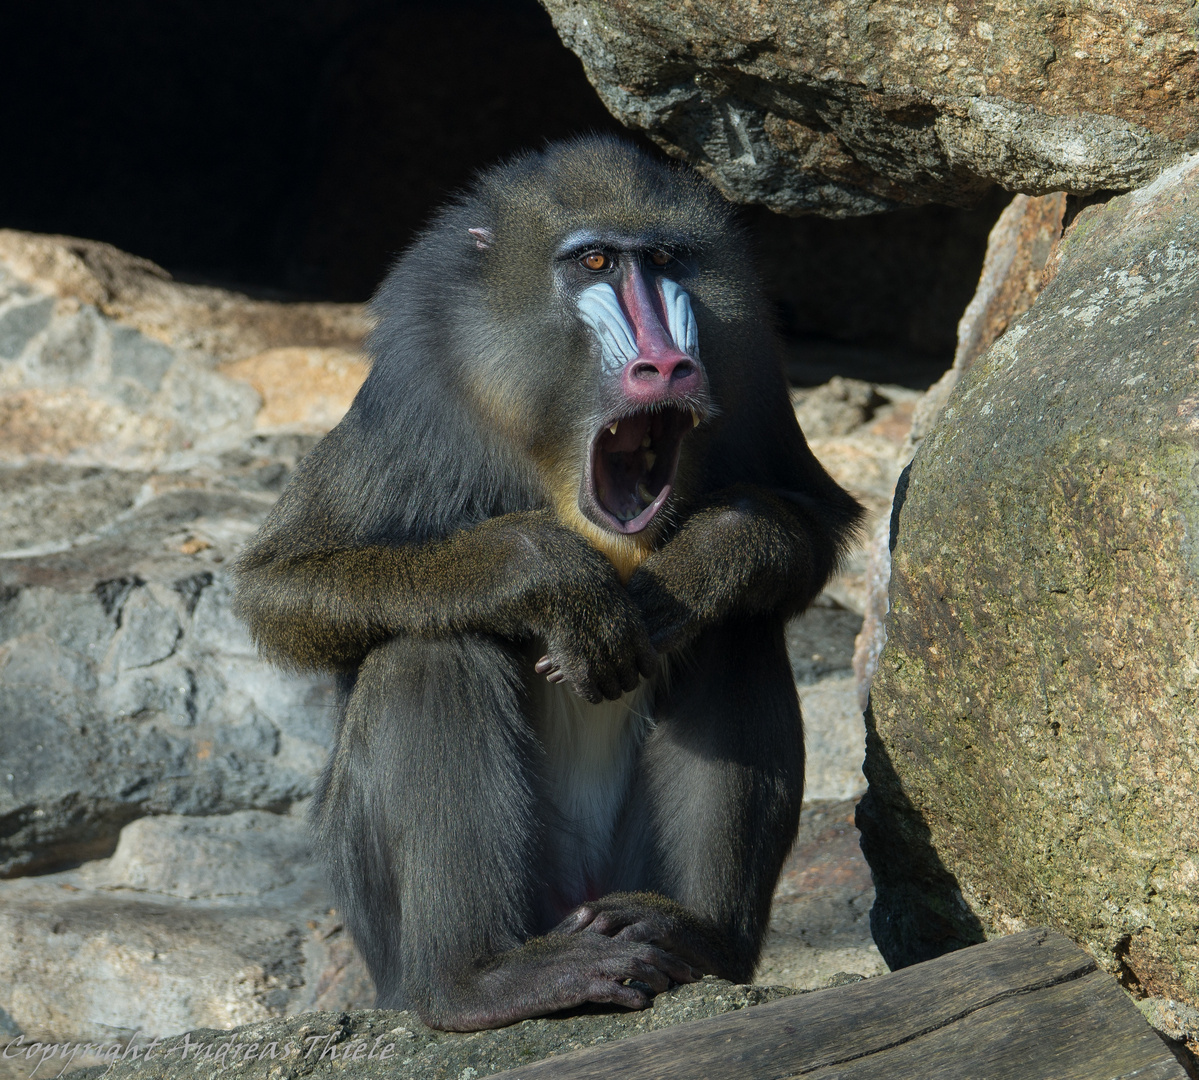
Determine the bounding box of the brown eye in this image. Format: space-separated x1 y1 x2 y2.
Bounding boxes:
649 249 670 266
581 252 609 271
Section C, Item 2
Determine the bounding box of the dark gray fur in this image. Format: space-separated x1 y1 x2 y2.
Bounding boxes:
233 136 862 1030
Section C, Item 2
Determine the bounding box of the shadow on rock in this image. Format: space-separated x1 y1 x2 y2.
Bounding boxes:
856 702 986 970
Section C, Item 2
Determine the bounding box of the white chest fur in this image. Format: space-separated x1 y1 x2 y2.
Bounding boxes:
528 675 655 906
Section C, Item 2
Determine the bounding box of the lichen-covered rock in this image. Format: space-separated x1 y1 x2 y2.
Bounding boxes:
852 191 1069 709
857 153 1199 1057
540 0 1198 215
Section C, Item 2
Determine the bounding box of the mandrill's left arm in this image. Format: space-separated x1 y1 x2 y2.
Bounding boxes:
627 454 863 654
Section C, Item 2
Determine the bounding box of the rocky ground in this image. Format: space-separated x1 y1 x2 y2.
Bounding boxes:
0 231 920 1074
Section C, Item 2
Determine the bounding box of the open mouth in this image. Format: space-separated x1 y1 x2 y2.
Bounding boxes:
585 406 697 534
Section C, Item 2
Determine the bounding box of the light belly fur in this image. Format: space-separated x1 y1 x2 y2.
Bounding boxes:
529 674 655 907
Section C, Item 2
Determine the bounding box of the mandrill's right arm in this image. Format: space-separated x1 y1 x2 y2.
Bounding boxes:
231 442 653 702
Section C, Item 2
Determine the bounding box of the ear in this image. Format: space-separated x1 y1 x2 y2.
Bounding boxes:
468 227 494 251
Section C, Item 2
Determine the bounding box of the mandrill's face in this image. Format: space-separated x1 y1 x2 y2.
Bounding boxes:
460 220 717 578
452 146 748 577
554 234 710 537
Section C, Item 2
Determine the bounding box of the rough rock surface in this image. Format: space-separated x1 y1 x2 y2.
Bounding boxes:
851 190 1069 707
59 980 804 1080
0 233 368 879
858 153 1199 1058
757 799 884 987
0 811 373 1046
0 232 376 1046
787 378 922 801
0 799 878 1060
792 378 921 614
0 229 894 1059
541 0 1199 215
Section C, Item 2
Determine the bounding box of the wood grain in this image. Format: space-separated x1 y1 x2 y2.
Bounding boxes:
490 929 1186 1079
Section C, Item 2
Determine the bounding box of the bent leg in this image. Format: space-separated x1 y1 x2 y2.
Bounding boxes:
312 633 694 1030
311 633 543 1010
593 616 804 981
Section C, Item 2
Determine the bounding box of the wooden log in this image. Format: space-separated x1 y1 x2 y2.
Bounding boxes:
491 929 1186 1079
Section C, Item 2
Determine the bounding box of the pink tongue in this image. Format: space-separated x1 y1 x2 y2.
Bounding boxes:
606 415 649 453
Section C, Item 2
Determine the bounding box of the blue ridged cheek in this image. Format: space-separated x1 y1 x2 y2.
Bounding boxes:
576 280 701 371
658 278 699 358
576 283 638 374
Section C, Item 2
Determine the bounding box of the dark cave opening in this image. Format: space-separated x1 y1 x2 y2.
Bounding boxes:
0 0 1006 387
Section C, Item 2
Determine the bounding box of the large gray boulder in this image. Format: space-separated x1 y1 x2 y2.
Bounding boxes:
540 0 1198 214
0 233 377 1039
858 153 1199 1059
0 499 331 876
0 232 367 877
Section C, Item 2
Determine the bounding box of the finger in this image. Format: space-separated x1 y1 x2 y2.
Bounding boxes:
553 906 596 934
644 947 697 985
614 920 657 943
617 656 642 694
589 980 649 1011
650 629 679 655
534 655 554 674
596 666 625 701
546 669 566 684
636 638 659 678
626 958 671 993
576 681 603 705
590 911 632 936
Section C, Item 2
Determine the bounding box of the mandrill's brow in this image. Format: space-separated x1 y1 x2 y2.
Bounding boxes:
554 230 690 261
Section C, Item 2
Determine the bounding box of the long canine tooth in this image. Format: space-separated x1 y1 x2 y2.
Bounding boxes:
637 482 653 504
691 410 700 428
609 422 619 436
644 450 656 469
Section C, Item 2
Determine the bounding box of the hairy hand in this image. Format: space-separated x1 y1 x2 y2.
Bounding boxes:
555 891 726 977
533 580 657 703
628 490 824 655
504 514 656 703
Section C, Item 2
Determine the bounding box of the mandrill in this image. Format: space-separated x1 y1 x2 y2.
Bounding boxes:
233 136 861 1031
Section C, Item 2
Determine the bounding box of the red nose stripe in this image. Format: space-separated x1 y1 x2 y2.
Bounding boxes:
617 263 691 365
616 264 701 404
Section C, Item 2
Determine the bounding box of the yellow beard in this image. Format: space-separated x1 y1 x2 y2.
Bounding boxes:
556 498 654 583
544 462 655 583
